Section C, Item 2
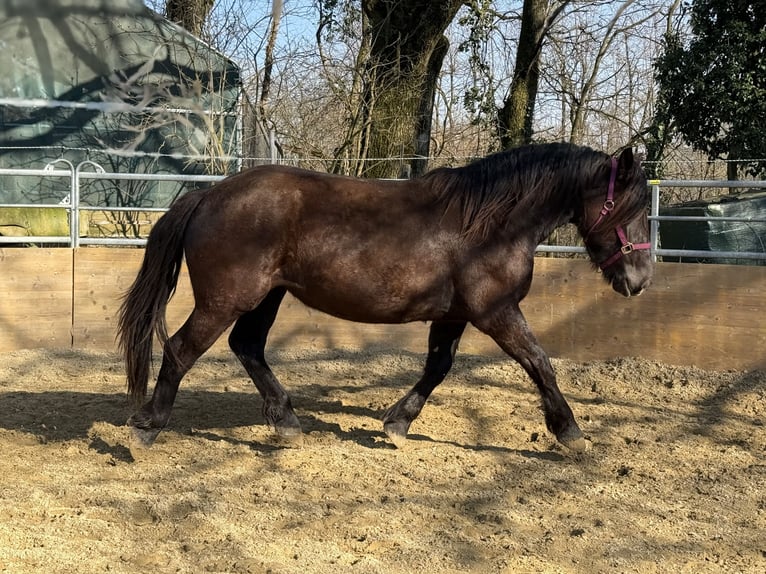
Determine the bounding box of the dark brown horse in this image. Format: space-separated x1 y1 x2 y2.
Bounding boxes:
118 142 653 452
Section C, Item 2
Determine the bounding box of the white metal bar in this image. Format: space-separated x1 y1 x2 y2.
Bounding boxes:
0 97 236 116
650 183 660 262
651 215 766 223
655 248 765 260
0 236 70 243
536 245 587 254
652 180 766 188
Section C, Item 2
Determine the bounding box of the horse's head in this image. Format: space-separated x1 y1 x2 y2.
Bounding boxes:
579 148 654 297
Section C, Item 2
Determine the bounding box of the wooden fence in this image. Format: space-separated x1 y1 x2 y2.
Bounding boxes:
0 248 763 370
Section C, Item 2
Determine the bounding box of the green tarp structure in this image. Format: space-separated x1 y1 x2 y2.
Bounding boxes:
0 0 241 210
659 190 766 265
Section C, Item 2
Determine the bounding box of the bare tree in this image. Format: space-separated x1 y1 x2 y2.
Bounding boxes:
315 0 372 175
497 0 570 148
145 0 694 184
242 0 285 165
543 1 668 148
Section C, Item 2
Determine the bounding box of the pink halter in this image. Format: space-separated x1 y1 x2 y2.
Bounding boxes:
586 157 650 270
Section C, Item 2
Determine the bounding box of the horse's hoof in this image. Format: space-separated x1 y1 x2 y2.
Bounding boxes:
555 424 592 452
383 421 408 448
560 435 592 452
274 421 303 447
129 425 161 450
272 431 303 448
126 412 162 446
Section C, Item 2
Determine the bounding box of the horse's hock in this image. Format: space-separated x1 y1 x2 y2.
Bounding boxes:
0 247 763 371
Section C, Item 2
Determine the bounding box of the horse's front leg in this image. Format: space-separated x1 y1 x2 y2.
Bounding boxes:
474 304 590 451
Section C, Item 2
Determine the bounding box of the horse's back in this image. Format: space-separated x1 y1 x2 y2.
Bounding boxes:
184 165 434 247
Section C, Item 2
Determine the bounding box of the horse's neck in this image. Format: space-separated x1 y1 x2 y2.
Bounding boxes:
508 177 578 245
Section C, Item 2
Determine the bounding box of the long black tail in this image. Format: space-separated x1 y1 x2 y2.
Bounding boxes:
118 190 207 406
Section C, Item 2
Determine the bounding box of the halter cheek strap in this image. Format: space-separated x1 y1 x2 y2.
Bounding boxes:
586 157 618 239
587 157 651 270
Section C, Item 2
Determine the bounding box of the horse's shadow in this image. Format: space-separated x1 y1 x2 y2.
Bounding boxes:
0 389 129 440
0 388 289 440
0 387 565 462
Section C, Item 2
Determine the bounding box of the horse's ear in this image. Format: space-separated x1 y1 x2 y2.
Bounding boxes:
618 147 634 168
617 147 634 177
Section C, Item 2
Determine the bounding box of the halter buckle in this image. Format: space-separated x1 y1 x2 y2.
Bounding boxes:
597 199 615 218
620 242 634 254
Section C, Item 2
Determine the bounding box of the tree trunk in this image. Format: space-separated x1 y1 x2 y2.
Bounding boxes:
728 140 740 190
497 0 549 149
251 0 284 164
360 0 463 178
165 0 215 38
497 1 570 149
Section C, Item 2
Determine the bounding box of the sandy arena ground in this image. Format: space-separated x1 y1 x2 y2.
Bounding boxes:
0 347 764 573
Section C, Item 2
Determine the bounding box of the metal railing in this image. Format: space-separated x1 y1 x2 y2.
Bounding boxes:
1 162 765 263
647 179 766 262
0 160 224 247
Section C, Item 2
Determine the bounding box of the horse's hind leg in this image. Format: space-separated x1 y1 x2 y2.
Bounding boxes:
383 320 466 446
129 307 235 447
228 287 302 440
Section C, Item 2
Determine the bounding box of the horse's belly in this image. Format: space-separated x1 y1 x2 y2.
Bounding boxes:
286 279 454 324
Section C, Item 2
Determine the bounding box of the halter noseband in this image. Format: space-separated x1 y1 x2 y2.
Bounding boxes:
585 157 650 270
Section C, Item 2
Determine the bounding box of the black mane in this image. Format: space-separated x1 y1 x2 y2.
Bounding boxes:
422 142 646 241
